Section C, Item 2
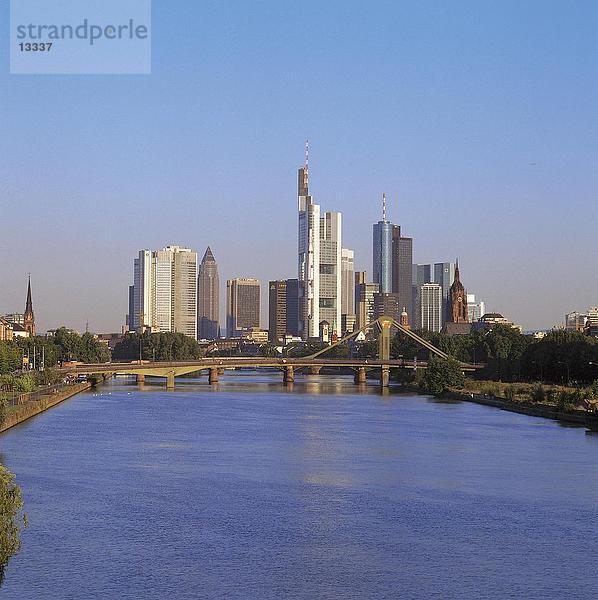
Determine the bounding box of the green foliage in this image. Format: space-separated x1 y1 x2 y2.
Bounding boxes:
419 357 465 397
0 329 111 376
0 466 25 586
531 384 546 403
14 374 35 393
0 344 21 376
521 330 598 384
113 332 203 361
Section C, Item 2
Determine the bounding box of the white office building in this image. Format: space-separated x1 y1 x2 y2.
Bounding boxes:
417 283 443 332
131 246 198 339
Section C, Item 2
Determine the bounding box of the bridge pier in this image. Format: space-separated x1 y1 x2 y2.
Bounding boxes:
354 367 367 384
283 366 294 384
166 372 175 390
308 366 321 375
380 366 390 388
136 373 145 384
208 368 219 384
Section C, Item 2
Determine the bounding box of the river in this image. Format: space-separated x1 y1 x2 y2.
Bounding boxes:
1 374 598 599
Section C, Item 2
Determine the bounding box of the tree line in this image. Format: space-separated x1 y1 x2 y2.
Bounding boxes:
0 328 110 375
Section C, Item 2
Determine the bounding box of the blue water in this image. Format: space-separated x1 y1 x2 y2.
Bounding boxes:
1 374 598 599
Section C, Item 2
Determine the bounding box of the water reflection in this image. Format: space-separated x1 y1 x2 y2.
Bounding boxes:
1 374 597 600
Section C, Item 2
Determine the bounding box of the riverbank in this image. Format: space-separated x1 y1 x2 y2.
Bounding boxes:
444 389 587 426
0 381 93 433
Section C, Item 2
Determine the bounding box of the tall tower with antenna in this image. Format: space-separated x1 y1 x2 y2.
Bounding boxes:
297 140 321 339
372 193 393 293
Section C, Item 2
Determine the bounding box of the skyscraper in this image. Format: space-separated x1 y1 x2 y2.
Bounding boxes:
372 194 393 294
434 262 456 323
268 280 287 344
285 278 300 337
197 247 220 340
319 211 342 334
130 246 198 338
341 248 355 317
23 275 35 337
391 225 413 323
466 293 486 323
355 271 379 330
227 278 260 338
297 141 320 340
373 292 401 321
417 283 443 332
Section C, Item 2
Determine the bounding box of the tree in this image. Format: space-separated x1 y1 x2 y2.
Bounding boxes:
0 466 25 586
419 357 465 396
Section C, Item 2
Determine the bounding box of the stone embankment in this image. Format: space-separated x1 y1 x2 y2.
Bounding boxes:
0 381 93 433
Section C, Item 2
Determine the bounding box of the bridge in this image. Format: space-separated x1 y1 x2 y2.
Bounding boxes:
59 317 482 388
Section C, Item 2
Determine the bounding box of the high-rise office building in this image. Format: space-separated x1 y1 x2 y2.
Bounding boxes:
197 247 220 340
373 292 401 321
227 278 260 338
130 246 198 338
285 278 300 337
391 226 413 323
319 211 342 334
355 271 379 330
434 262 456 323
297 142 320 340
565 311 586 332
372 194 393 294
467 293 486 323
268 280 287 343
341 248 355 316
412 262 456 329
417 283 443 332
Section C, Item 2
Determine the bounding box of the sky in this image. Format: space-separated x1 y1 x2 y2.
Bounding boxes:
0 0 597 332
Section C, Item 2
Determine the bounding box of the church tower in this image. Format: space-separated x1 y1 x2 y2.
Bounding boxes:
24 275 35 337
400 306 410 330
448 261 468 324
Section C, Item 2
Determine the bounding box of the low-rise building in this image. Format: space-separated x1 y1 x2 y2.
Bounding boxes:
0 318 14 341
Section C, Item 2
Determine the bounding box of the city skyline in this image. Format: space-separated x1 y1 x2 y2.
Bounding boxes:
1 1 597 332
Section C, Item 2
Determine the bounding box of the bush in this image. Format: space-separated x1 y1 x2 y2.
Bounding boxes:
531 384 546 403
419 357 465 397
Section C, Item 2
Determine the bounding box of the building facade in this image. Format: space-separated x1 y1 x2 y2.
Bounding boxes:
130 246 198 338
227 278 260 338
285 279 300 337
466 293 486 323
417 283 443 332
372 194 393 294
373 292 401 321
391 226 413 324
197 247 220 340
319 211 342 335
297 145 321 340
268 280 287 344
341 248 355 317
355 271 379 330
448 262 468 324
434 262 456 323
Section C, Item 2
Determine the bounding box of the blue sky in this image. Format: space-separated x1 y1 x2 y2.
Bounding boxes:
1 0 597 332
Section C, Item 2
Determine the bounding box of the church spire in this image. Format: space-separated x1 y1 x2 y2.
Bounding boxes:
24 274 35 337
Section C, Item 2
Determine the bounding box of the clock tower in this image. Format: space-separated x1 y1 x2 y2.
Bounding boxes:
449 261 468 324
